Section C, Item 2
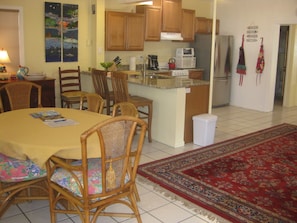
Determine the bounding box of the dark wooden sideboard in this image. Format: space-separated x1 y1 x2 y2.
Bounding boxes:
0 78 56 111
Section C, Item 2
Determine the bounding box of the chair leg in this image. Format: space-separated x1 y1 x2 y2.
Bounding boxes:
147 103 152 143
106 99 111 115
129 192 142 223
133 184 141 202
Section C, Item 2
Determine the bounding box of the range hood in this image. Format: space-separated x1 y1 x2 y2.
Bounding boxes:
160 32 183 41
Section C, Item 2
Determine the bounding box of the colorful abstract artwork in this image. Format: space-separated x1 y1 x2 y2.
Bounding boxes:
62 4 78 62
45 2 78 62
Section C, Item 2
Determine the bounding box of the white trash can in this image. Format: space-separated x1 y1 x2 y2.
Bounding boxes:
192 114 218 146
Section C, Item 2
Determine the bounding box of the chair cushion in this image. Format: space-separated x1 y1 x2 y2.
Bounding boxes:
51 158 103 197
50 158 130 197
0 153 47 182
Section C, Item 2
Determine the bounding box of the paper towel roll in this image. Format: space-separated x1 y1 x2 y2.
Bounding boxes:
129 57 136 71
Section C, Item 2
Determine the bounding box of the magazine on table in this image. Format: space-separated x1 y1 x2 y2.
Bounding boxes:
30 110 79 127
30 110 65 122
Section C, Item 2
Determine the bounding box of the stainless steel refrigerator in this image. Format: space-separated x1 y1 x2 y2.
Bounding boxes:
190 34 234 107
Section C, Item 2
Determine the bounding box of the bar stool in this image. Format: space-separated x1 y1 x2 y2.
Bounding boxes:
111 71 153 142
91 69 115 115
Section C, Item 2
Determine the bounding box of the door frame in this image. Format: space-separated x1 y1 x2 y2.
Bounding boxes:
283 24 297 107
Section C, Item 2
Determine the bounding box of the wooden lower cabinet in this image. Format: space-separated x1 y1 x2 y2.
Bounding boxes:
0 78 56 112
189 70 203 80
184 84 209 143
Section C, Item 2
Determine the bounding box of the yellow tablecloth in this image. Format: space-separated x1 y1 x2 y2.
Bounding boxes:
0 108 111 167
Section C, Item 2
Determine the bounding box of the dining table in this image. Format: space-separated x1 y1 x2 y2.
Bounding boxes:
0 107 111 167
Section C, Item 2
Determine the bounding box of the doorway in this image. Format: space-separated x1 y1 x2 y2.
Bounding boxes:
275 26 289 105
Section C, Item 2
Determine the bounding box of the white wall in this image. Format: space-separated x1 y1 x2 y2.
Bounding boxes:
217 0 297 112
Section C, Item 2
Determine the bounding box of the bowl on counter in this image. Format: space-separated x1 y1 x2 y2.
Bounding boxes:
24 73 46 81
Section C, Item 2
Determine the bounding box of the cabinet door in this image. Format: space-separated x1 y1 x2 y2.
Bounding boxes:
184 85 209 143
162 0 182 32
195 17 209 34
181 9 195 42
207 19 220 34
105 11 126 50
34 79 56 107
195 17 220 34
189 70 203 80
137 6 161 41
153 0 162 6
126 14 144 50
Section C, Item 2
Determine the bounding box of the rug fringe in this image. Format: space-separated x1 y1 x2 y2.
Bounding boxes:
138 176 231 223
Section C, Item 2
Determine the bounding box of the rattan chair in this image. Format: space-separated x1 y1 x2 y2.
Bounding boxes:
91 69 115 115
112 102 140 201
0 153 48 217
0 81 42 112
111 71 153 142
59 66 88 108
112 102 138 118
46 116 147 223
79 93 104 113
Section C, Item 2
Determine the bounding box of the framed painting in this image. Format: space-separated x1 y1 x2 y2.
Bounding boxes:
45 2 61 62
45 2 78 62
62 4 78 62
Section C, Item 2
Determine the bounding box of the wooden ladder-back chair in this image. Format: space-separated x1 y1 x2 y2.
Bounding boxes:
0 153 48 217
46 116 147 223
59 66 88 108
79 93 104 113
91 69 115 115
0 81 42 112
111 71 153 142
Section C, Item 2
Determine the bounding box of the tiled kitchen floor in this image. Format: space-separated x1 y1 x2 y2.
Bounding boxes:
1 104 297 223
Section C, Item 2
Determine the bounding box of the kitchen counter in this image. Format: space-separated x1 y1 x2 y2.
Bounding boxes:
127 74 209 89
120 69 208 89
125 73 209 147
81 70 209 147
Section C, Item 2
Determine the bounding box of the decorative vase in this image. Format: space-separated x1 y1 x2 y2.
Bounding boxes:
16 66 29 80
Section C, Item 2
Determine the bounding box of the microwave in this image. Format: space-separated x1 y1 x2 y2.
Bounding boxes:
176 48 195 57
175 57 196 69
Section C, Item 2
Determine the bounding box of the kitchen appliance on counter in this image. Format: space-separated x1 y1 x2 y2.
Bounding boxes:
190 34 234 107
148 55 159 70
175 48 196 69
168 58 176 70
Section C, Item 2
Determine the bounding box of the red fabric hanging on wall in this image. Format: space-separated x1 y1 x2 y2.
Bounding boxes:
236 35 247 86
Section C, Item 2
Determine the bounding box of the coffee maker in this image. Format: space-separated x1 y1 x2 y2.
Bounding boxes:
148 55 159 70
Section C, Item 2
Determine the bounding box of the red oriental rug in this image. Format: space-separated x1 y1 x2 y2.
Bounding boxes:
138 123 297 223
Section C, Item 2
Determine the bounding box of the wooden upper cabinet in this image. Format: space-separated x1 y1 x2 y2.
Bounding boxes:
136 6 162 41
105 11 144 51
126 14 145 50
208 19 220 34
105 12 126 50
162 0 182 32
195 17 220 34
153 0 162 6
181 9 195 41
195 17 209 34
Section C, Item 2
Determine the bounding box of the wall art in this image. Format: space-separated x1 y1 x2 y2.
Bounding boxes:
45 2 78 62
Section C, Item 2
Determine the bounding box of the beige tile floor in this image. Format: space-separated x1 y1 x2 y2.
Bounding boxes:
1 104 297 223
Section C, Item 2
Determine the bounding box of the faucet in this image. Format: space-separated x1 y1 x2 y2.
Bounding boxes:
140 56 147 78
